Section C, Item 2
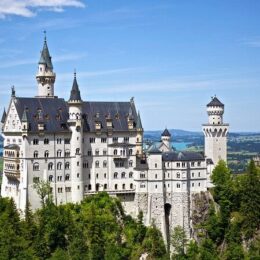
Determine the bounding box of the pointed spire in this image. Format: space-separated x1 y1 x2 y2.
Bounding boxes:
22 107 28 122
161 128 171 137
69 71 82 102
11 86 15 97
1 108 6 124
136 111 143 129
39 31 53 70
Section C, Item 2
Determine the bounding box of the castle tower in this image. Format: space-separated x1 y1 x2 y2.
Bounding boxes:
202 96 229 165
68 72 84 203
36 33 56 97
136 111 143 156
161 128 171 151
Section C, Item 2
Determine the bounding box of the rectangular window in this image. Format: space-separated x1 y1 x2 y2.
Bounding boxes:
90 137 95 143
33 139 39 145
58 187 63 193
124 137 129 143
177 163 180 167
88 150 92 156
101 138 107 143
65 187 71 192
64 138 70 144
113 137 118 143
191 162 195 167
197 162 201 167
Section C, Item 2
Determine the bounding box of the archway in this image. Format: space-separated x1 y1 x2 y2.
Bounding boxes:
164 203 172 252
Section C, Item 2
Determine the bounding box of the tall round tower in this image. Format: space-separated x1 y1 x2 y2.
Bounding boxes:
68 72 84 203
202 96 229 166
36 34 56 97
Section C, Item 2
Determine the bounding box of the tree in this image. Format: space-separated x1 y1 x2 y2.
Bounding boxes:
171 225 187 257
240 160 260 239
33 180 52 207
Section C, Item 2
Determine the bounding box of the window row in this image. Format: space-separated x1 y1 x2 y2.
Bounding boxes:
33 150 71 158
32 138 70 145
113 172 133 179
48 174 70 182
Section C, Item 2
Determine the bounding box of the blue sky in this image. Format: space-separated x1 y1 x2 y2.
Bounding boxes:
0 0 260 131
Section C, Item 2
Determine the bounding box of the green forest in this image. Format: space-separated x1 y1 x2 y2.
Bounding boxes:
0 161 259 259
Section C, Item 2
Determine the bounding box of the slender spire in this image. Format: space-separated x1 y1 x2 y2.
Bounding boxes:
69 71 82 102
161 128 171 137
1 108 6 124
11 86 15 97
39 31 53 70
136 111 143 129
22 107 28 122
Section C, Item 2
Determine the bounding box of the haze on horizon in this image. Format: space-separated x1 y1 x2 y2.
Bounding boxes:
0 0 259 132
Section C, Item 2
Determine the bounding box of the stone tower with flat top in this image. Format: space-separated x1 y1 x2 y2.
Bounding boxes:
202 96 229 166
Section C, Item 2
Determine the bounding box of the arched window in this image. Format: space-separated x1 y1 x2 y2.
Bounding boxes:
115 184 118 190
49 175 53 182
129 172 133 178
65 174 70 181
130 183 133 189
48 162 53 170
114 149 117 155
65 150 70 157
33 163 39 171
33 151 38 158
103 160 107 168
129 149 133 155
121 172 126 178
103 149 107 155
129 160 133 167
44 150 49 158
76 148 80 154
104 184 107 190
177 183 180 188
95 149 99 155
95 161 99 168
57 150 62 157
122 184 125 190
65 162 70 169
57 162 62 170
114 172 118 179
177 172 180 178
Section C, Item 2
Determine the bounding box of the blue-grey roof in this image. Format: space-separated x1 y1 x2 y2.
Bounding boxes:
162 151 204 161
147 144 162 154
4 144 20 150
69 74 82 101
39 39 53 70
161 128 171 137
11 97 142 133
207 97 224 107
14 97 69 133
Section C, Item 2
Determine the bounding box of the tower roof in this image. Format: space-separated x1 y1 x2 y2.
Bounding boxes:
39 34 53 70
69 72 82 102
161 128 171 137
207 96 224 107
136 111 143 129
1 108 6 124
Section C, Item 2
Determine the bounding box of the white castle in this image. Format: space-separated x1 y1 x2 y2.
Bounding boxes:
0 37 229 246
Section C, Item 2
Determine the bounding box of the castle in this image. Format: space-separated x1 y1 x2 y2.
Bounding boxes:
0 37 229 246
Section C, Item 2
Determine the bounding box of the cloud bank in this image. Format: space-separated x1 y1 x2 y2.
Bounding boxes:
0 0 85 18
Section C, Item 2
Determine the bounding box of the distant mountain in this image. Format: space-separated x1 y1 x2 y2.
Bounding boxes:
144 129 202 141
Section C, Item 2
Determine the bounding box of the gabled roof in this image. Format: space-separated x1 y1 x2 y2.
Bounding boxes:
69 73 82 102
207 96 224 107
1 108 6 124
39 37 53 70
162 151 204 161
161 128 171 137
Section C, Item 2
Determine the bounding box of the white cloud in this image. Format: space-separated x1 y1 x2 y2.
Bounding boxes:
241 38 260 48
0 0 85 18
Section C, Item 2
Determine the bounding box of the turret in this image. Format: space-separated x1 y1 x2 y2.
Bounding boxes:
67 72 83 203
202 96 229 167
161 128 171 150
36 33 56 97
21 107 29 135
136 111 143 156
